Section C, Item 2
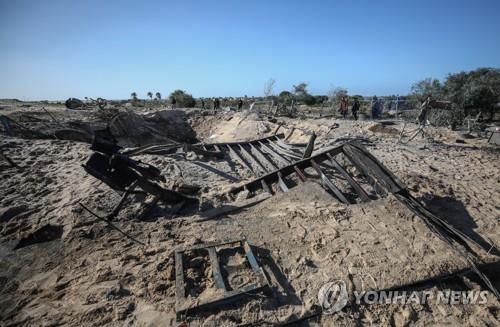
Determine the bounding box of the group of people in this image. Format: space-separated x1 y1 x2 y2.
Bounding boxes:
338 96 361 120
338 96 383 120
199 98 244 110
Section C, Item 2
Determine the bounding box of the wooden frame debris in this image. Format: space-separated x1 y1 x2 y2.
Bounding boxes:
175 238 272 318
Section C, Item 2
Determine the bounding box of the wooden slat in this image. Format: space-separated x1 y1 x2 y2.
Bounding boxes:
201 133 285 147
310 159 350 204
238 144 267 175
227 144 256 175
175 251 185 299
342 142 405 193
258 141 291 165
250 143 289 192
227 145 344 194
327 153 370 202
208 247 226 290
294 166 307 183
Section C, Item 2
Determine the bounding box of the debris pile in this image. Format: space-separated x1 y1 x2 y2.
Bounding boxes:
0 100 499 326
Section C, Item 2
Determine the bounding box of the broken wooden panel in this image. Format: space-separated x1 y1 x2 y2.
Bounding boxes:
226 145 344 195
174 239 272 318
326 153 370 202
310 159 350 204
342 142 405 193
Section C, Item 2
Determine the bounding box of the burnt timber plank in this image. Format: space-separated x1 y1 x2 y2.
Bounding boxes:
226 144 256 175
342 142 405 193
203 133 285 149
208 247 226 290
175 250 185 299
249 143 289 192
227 145 344 194
310 159 350 204
326 153 370 202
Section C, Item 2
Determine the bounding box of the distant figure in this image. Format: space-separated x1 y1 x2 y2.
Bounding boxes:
201 99 205 109
171 97 177 109
214 98 220 110
371 96 379 119
417 94 432 125
237 99 243 110
352 98 360 120
339 96 348 119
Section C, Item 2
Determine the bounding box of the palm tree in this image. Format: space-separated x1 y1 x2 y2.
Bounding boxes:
130 92 138 101
147 92 153 100
155 92 161 101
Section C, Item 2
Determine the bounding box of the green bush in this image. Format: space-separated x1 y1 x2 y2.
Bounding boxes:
169 90 196 108
410 67 500 122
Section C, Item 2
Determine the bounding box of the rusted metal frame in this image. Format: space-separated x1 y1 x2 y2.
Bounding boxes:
227 145 344 195
310 159 350 204
326 153 370 202
208 247 226 290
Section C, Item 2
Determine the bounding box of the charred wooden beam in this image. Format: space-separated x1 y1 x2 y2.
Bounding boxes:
302 132 317 158
342 142 405 193
226 144 256 175
310 159 349 204
326 153 370 202
227 145 344 195
184 143 225 159
208 247 226 290
203 133 285 150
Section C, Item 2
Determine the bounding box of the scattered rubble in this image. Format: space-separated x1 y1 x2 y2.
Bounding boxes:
0 100 499 326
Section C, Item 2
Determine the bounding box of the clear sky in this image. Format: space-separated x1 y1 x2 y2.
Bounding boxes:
1 0 499 100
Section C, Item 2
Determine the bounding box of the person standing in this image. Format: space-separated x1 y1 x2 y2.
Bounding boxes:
371 96 379 119
237 98 243 110
201 98 205 109
339 96 348 119
352 98 360 121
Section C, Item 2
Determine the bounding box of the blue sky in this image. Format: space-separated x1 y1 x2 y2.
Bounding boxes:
1 0 499 100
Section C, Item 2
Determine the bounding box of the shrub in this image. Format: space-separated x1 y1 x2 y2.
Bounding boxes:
169 90 196 108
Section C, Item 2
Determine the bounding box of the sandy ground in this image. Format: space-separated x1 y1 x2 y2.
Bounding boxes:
0 102 499 326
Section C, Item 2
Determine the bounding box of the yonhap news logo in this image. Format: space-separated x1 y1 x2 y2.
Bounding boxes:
318 280 490 314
